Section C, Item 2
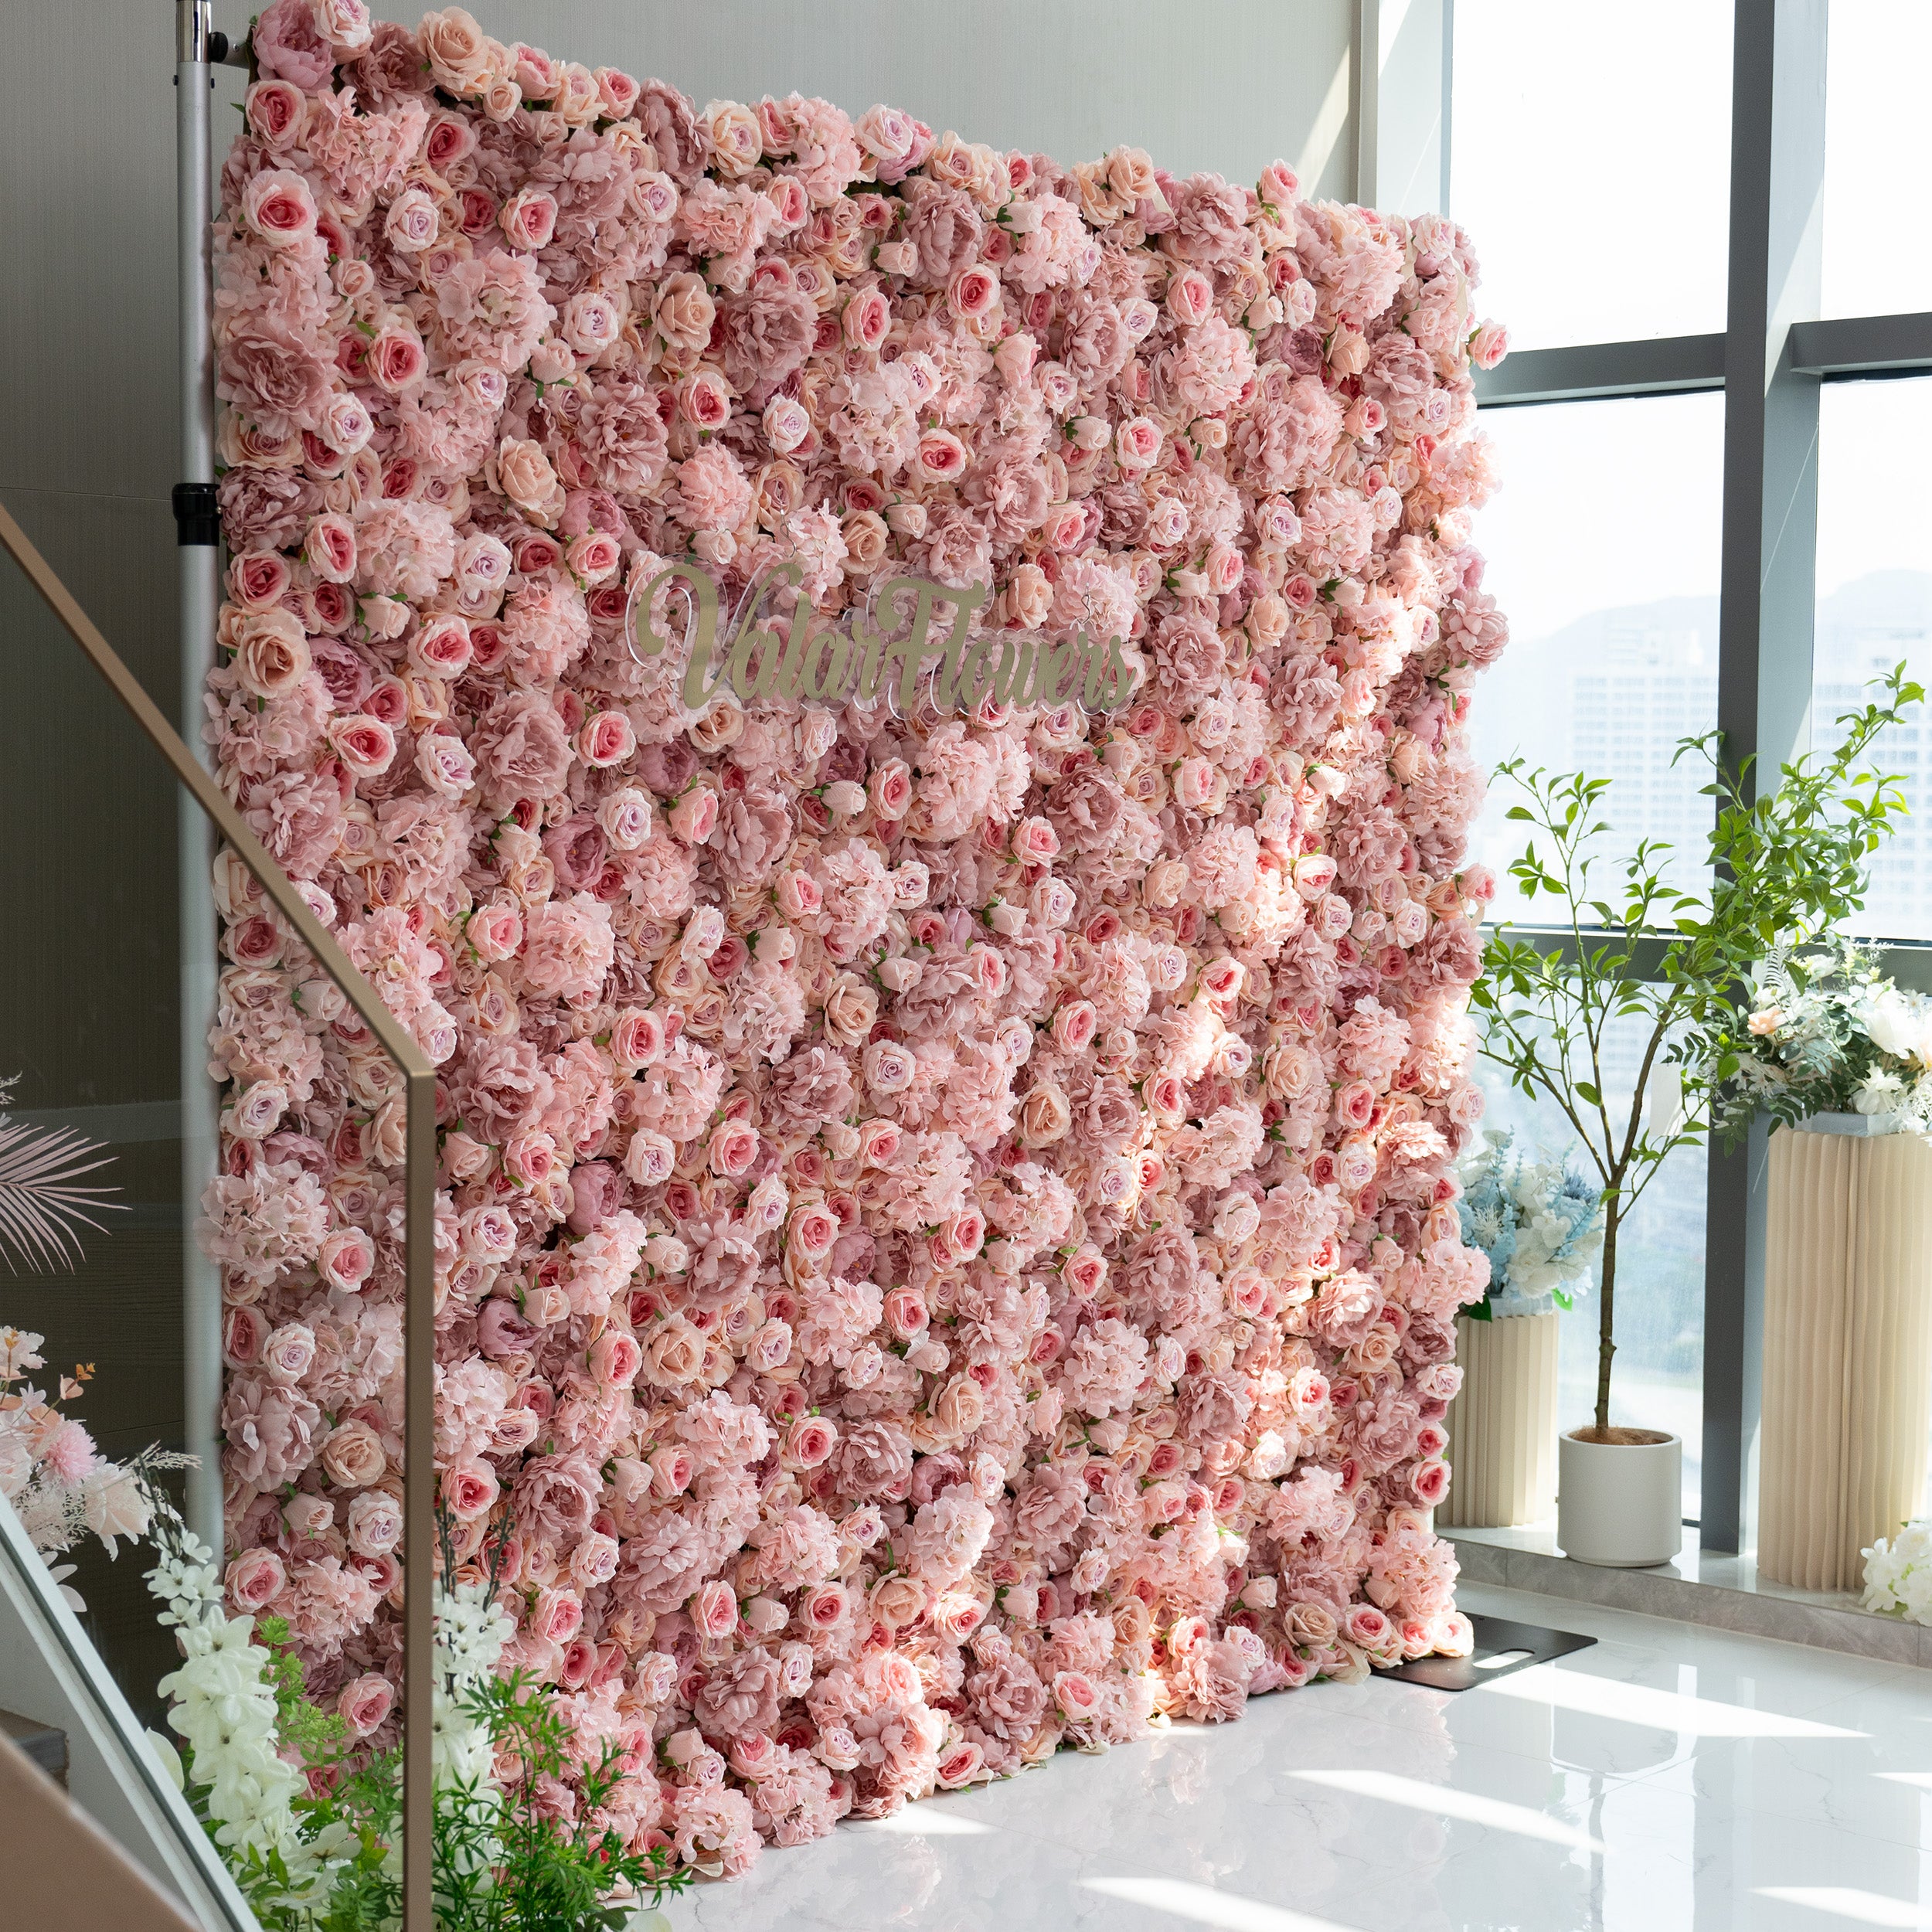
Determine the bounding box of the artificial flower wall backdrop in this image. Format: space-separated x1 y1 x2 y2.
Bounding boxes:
202 0 1506 1878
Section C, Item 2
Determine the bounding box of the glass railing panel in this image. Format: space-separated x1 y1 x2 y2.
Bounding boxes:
0 500 433 1928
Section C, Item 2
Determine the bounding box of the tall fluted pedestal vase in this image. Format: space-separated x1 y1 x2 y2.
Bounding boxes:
1441 1311 1560 1528
1759 1120 1932 1592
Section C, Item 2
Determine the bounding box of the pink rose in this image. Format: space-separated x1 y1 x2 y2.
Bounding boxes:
468 896 524 964
609 1008 665 1070
785 1416 838 1468
884 1287 928 1341
577 709 636 767
693 1578 740 1638
776 869 822 920
947 264 1002 322
261 1321 316 1386
532 1586 584 1645
327 714 397 780
369 328 427 394
843 287 891 352
226 1547 286 1614
1053 1670 1099 1719
318 1226 376 1292
588 1330 643 1388
385 186 440 253
338 1673 395 1737
1115 415 1162 469
305 513 357 584
443 1460 500 1522
802 1582 848 1629
346 1488 403 1557
708 1119 760 1177
916 428 968 481
1334 1134 1379 1193
500 187 560 253
228 551 291 610
677 367 733 431
408 613 473 679
763 396 811 452
1052 999 1098 1054
869 760 913 818
245 80 305 148
223 1306 266 1366
669 788 719 843
1293 852 1338 899
243 168 317 248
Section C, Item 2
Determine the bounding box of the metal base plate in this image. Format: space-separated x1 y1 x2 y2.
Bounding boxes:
1379 1612 1597 1692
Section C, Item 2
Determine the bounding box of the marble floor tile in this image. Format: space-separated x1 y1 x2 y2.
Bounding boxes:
653 1590 1932 1932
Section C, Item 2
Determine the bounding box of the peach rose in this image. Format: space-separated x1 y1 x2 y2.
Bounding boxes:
495 437 564 525
654 272 716 353
320 1418 387 1488
1015 1083 1071 1147
231 608 310 700
420 7 494 94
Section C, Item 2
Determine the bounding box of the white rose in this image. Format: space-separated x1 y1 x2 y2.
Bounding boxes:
1862 990 1920 1059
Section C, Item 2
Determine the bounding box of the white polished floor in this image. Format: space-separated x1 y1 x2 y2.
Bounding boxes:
659 1581 1932 1932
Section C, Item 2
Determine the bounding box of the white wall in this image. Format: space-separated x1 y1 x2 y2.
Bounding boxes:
455 2 1359 198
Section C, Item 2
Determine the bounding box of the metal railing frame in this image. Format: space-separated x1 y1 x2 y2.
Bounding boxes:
0 498 437 1931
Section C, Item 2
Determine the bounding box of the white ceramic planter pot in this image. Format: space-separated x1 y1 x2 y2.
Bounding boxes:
1556 1430 1682 1567
1760 1121 1932 1591
1440 1311 1560 1528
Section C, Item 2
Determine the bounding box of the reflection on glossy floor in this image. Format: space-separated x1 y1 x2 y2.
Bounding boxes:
660 1580 1932 1932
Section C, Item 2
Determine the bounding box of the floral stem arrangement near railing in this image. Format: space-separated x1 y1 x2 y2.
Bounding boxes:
185 0 1518 1901
140 1482 691 1931
0 1075 185 1610
1475 668 1921 1440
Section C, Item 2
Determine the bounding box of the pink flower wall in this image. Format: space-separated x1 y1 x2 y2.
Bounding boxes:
204 0 1507 1876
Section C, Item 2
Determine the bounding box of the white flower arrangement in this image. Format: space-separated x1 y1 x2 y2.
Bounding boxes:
1458 1131 1606 1318
145 1495 355 1910
141 1481 516 1928
1863 1519 1932 1624
1723 944 1932 1138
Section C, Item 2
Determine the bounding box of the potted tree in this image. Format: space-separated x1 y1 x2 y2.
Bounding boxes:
1475 668 1919 1567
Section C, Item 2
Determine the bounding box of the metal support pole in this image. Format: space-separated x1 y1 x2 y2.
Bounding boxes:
1702 0 1829 1555
175 20 431 1924
175 0 224 1568
403 1075 437 1932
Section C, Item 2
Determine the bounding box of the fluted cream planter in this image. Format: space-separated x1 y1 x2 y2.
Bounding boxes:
1759 1120 1932 1593
1440 1310 1560 1528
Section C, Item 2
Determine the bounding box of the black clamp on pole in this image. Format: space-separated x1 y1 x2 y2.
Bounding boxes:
172 481 220 547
